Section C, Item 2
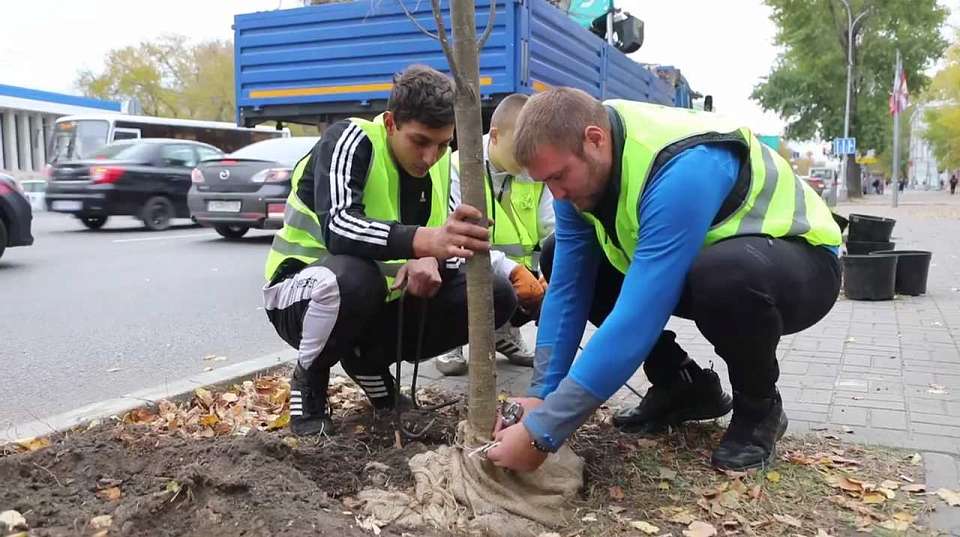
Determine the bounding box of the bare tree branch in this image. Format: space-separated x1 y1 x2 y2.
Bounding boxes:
397 0 440 40
476 0 497 49
431 0 460 75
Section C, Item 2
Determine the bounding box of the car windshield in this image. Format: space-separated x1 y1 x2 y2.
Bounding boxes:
228 137 319 166
89 143 155 162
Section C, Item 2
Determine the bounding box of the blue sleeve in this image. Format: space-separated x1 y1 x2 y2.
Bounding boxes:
526 199 600 399
523 144 741 450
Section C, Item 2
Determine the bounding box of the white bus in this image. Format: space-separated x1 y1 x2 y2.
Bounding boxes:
47 114 289 165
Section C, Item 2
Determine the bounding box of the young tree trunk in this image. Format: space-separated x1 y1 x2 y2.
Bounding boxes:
448 0 498 445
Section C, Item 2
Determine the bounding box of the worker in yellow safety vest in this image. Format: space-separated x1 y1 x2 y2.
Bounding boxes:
485 87 841 474
435 94 555 376
262 65 516 437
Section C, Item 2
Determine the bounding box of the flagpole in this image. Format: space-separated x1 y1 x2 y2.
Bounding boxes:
892 49 901 208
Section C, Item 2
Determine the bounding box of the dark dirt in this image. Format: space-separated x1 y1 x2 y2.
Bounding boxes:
1 404 459 537
2 390 932 537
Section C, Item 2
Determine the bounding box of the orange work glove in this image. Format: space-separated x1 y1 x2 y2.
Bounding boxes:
510 265 545 311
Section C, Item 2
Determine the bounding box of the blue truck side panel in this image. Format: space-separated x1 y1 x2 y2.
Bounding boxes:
234 0 684 125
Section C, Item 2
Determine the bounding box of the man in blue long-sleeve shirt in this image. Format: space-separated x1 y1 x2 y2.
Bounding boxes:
486 88 842 472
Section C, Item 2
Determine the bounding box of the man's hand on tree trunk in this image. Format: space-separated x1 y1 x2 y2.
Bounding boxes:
413 204 491 259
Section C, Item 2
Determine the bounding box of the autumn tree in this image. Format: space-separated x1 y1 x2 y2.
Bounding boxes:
752 0 947 195
76 35 235 122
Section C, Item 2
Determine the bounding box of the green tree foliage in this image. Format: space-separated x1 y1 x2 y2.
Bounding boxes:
922 40 960 171
752 0 947 155
76 35 235 122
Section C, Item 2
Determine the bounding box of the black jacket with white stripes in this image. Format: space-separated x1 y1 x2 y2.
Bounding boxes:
296 120 434 261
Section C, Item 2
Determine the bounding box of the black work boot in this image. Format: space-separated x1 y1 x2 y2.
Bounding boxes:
289 363 334 437
711 390 788 471
613 368 733 434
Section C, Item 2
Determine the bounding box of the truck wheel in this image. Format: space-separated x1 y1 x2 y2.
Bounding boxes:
214 224 250 240
142 196 174 231
79 216 108 230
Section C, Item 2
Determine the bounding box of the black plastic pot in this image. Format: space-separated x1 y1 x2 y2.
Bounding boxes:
870 250 933 296
846 240 895 255
842 254 897 301
848 213 896 242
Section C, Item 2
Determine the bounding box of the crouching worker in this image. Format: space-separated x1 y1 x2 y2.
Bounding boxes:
262 65 517 436
436 94 556 375
486 88 841 471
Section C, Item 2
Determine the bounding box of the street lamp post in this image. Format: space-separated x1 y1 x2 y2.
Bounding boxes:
833 0 870 206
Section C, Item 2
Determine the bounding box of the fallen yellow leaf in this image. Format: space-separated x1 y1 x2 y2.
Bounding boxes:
15 437 50 452
936 488 960 507
878 487 896 499
267 413 290 431
861 491 886 504
629 520 660 534
682 520 717 537
880 480 901 490
89 515 112 529
195 388 214 408
661 507 695 525
893 512 915 523
221 392 239 403
199 414 220 427
766 470 781 483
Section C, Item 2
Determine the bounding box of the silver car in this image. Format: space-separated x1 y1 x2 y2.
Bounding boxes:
187 137 320 239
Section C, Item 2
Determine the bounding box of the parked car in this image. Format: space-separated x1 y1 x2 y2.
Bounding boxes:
0 173 34 260
806 167 835 197
188 136 320 239
46 139 224 230
20 179 47 212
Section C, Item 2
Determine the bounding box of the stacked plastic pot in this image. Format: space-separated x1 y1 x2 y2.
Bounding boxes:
841 214 932 300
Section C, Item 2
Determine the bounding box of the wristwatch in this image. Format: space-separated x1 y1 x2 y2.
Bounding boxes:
531 438 553 453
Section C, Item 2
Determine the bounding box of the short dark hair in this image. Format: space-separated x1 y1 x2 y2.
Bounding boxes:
387 65 455 129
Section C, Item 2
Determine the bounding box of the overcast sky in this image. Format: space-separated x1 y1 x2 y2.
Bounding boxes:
2 0 957 138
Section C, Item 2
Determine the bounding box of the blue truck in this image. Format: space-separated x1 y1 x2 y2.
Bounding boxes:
233 0 700 127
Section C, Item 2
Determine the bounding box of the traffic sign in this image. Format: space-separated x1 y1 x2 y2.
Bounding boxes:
832 137 857 156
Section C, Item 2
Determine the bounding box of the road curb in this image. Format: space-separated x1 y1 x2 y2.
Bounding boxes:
1 349 296 443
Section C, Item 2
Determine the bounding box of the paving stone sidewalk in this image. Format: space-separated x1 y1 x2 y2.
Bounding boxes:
398 189 960 532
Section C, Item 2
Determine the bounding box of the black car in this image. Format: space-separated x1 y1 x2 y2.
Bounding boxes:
188 136 319 239
46 139 224 231
0 173 34 260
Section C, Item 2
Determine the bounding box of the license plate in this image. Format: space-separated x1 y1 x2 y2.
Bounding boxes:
52 200 83 211
207 200 241 213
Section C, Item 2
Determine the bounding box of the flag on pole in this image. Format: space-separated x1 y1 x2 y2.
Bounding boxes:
889 62 909 115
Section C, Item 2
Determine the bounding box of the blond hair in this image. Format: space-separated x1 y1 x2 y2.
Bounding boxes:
513 87 609 167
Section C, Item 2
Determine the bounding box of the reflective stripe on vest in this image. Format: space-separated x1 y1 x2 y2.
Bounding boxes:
452 152 544 269
264 114 450 299
585 100 841 274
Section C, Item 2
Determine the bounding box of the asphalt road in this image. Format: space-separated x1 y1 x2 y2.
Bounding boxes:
0 212 287 430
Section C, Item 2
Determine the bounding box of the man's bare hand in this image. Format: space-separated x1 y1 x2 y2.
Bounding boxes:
413 204 491 260
492 397 543 436
392 257 442 298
